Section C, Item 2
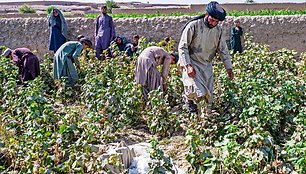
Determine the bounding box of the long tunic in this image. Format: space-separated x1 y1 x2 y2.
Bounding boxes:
11 48 40 83
49 15 67 52
178 18 232 104
230 26 243 53
53 41 83 86
95 14 116 59
135 46 171 99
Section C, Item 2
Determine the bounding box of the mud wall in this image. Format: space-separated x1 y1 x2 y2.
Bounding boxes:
0 15 305 57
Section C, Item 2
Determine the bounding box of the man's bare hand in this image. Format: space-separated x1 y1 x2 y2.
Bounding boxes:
227 69 233 80
186 64 196 78
162 83 168 91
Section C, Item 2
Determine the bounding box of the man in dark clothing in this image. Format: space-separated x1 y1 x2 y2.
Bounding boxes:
95 5 116 60
110 36 128 52
1 48 40 84
126 35 140 57
230 19 243 53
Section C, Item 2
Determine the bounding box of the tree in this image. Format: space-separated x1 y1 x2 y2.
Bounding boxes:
46 6 56 15
106 0 119 14
245 0 255 3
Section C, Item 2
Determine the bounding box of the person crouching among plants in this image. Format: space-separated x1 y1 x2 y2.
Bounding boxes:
135 46 179 100
53 38 92 87
109 36 129 57
125 34 140 57
1 48 40 85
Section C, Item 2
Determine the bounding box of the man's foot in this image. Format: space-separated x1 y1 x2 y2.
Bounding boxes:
187 100 198 113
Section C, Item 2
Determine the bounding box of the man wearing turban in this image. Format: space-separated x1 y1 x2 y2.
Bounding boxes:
178 1 233 113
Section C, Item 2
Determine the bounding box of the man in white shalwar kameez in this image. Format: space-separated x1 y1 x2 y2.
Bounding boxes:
178 1 233 113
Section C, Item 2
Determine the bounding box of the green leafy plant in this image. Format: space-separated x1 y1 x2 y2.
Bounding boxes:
0 34 305 173
84 9 306 18
18 4 36 14
46 6 56 15
147 91 180 137
149 138 175 174
105 0 119 14
185 129 217 173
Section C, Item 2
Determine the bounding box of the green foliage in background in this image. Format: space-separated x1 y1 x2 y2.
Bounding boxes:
105 0 119 14
18 4 36 14
46 6 57 15
85 9 306 18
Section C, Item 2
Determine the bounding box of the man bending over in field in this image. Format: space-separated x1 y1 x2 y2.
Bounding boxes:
2 48 40 85
53 38 92 87
135 46 179 100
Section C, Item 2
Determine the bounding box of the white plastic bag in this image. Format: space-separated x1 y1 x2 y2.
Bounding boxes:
182 69 197 100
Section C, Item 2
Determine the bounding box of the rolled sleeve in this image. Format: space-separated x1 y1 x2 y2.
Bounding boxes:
178 23 195 67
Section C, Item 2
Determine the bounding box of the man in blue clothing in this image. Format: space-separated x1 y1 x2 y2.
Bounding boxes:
95 6 116 60
53 38 92 86
126 35 140 57
230 19 243 53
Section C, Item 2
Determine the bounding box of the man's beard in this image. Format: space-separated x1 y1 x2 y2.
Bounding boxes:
204 17 216 29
